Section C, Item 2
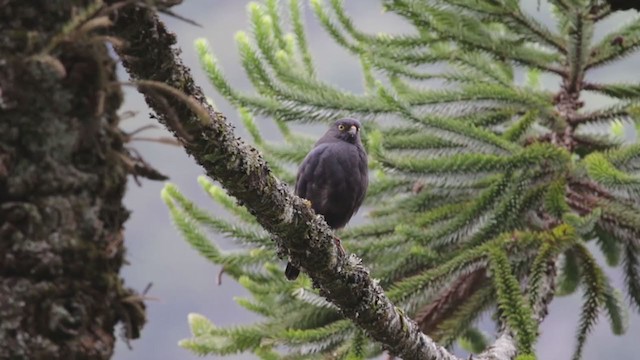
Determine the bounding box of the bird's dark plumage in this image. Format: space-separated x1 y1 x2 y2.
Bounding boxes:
285 118 368 280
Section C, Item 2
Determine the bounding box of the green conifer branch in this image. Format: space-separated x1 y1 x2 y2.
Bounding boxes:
549 0 573 11
265 0 288 51
239 107 265 146
310 0 359 53
445 0 567 54
376 248 438 285
528 242 556 307
387 242 489 306
235 297 277 317
281 319 351 344
466 108 521 127
458 327 490 354
571 243 606 360
503 9 567 54
566 10 592 93
384 0 564 74
359 55 377 94
376 86 523 154
373 57 447 81
603 143 640 170
433 286 495 347
503 111 538 142
585 152 640 191
379 144 568 179
180 322 268 356
586 18 640 69
328 0 369 42
584 82 640 100
397 83 553 111
623 242 640 311
432 175 544 250
347 330 367 360
363 176 412 201
323 1 520 87
382 129 458 150
235 31 406 119
162 190 243 279
413 176 512 246
487 246 536 355
571 102 639 126
528 225 577 306
249 3 293 77
198 176 257 224
163 184 273 246
451 52 515 86
601 283 628 335
544 178 570 218
290 0 315 76
294 288 339 310
196 39 305 120
557 249 582 296
594 226 622 266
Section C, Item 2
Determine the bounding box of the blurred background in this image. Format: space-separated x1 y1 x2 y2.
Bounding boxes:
113 1 640 359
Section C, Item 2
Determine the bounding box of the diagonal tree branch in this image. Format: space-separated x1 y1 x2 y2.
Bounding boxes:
108 3 531 360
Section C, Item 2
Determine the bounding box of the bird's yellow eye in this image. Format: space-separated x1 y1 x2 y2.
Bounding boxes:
338 124 346 131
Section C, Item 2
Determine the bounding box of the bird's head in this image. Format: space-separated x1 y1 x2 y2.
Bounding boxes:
329 118 362 144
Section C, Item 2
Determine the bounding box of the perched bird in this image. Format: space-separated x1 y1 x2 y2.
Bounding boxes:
285 118 369 280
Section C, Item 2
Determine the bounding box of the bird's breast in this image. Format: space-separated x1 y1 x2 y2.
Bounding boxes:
294 141 367 229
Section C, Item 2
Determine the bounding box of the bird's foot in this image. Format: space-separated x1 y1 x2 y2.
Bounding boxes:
333 237 346 257
302 199 313 209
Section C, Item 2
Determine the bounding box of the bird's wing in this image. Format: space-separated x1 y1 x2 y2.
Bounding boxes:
351 145 369 212
296 143 348 219
334 144 368 218
295 142 368 229
295 144 330 206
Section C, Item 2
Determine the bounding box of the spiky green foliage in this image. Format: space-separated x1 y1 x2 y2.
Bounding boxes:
166 0 640 358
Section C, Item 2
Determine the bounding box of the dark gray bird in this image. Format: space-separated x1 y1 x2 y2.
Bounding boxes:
285 118 368 280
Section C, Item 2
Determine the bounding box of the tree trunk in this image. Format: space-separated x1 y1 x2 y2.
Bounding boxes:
0 1 145 359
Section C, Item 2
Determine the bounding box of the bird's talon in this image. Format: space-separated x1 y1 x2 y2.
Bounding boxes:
303 199 312 208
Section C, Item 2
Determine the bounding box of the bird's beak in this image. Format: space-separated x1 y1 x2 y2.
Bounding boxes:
348 125 358 136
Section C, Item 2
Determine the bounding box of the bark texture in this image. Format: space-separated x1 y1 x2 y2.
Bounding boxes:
0 1 144 358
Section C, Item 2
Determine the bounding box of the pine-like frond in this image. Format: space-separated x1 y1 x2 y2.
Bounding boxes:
457 327 490 355
180 314 268 356
594 225 622 266
198 176 257 223
557 249 582 296
623 242 640 311
587 17 640 69
571 244 606 360
432 286 495 348
487 246 536 355
584 152 640 199
601 283 629 336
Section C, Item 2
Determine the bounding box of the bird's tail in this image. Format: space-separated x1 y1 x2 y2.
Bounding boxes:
285 262 300 280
